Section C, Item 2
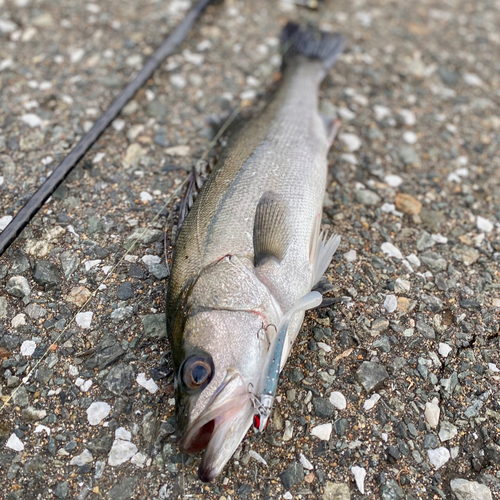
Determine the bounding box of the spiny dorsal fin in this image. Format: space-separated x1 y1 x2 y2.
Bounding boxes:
253 191 289 267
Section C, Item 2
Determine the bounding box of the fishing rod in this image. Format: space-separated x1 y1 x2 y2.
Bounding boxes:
0 0 217 257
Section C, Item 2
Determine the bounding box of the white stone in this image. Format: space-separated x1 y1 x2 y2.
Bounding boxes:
141 255 161 265
351 466 366 494
439 421 458 442
450 479 492 500
131 452 148 468
115 427 132 441
76 311 93 329
425 401 440 428
84 259 101 270
317 342 332 353
343 249 357 262
431 233 448 244
428 447 450 469
339 133 362 152
6 433 24 451
438 343 452 358
283 493 293 500
463 73 483 86
338 107 356 120
476 216 494 233
126 54 143 67
183 49 204 65
93 152 105 163
283 420 294 442
488 363 499 373
310 423 332 441
363 394 380 410
79 379 92 392
399 109 416 126
70 449 93 466
374 105 391 120
381 242 403 260
86 401 111 425
451 446 460 459
381 203 397 214
248 450 267 466
34 425 51 435
406 253 421 267
20 340 36 356
0 19 18 33
20 113 43 127
170 73 187 89
299 453 313 470
0 215 12 230
384 174 403 187
112 119 125 131
383 294 398 313
0 58 13 72
139 191 153 203
70 48 85 63
447 167 469 183
137 373 159 394
403 131 418 144
164 145 190 157
108 438 138 466
394 278 411 293
329 391 347 410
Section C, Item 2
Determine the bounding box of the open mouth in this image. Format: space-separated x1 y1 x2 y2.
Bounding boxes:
181 418 216 454
178 371 255 482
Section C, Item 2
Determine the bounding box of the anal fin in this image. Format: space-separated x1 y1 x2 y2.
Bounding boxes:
313 231 341 285
253 191 289 267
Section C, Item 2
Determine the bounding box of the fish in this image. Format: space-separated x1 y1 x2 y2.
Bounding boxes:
166 22 345 482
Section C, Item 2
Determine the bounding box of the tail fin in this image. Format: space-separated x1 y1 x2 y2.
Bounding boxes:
281 22 344 77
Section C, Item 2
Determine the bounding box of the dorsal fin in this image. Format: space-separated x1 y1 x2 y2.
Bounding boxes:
253 191 289 267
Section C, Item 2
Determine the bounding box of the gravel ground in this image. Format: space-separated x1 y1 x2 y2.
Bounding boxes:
1 0 500 499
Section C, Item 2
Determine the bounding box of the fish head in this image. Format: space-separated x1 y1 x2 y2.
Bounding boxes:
173 256 282 482
175 309 267 482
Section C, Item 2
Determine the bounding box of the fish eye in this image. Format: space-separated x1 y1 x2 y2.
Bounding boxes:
180 355 214 391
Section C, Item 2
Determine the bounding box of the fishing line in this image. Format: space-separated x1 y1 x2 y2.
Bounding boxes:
0 0 215 258
0 105 241 412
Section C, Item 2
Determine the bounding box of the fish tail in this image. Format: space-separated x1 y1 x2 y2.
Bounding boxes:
281 22 344 79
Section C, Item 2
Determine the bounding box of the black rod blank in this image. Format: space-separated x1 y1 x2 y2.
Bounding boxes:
0 0 214 257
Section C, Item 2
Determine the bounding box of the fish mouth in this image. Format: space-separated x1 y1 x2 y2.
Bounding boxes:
178 370 254 482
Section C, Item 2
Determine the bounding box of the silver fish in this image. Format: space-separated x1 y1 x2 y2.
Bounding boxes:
167 22 344 482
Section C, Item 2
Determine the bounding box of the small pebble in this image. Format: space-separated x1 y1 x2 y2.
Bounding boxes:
20 113 43 127
76 311 93 329
343 249 357 262
381 242 403 260
427 447 450 469
425 400 440 428
383 295 397 313
403 131 417 144
0 215 12 230
86 402 111 426
329 391 347 410
438 343 452 358
351 466 366 494
310 423 332 441
6 433 24 451
476 216 494 233
363 394 380 410
136 373 159 394
20 339 36 356
384 174 403 187
339 133 362 152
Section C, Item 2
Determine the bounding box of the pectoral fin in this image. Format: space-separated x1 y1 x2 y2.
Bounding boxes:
253 191 289 267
